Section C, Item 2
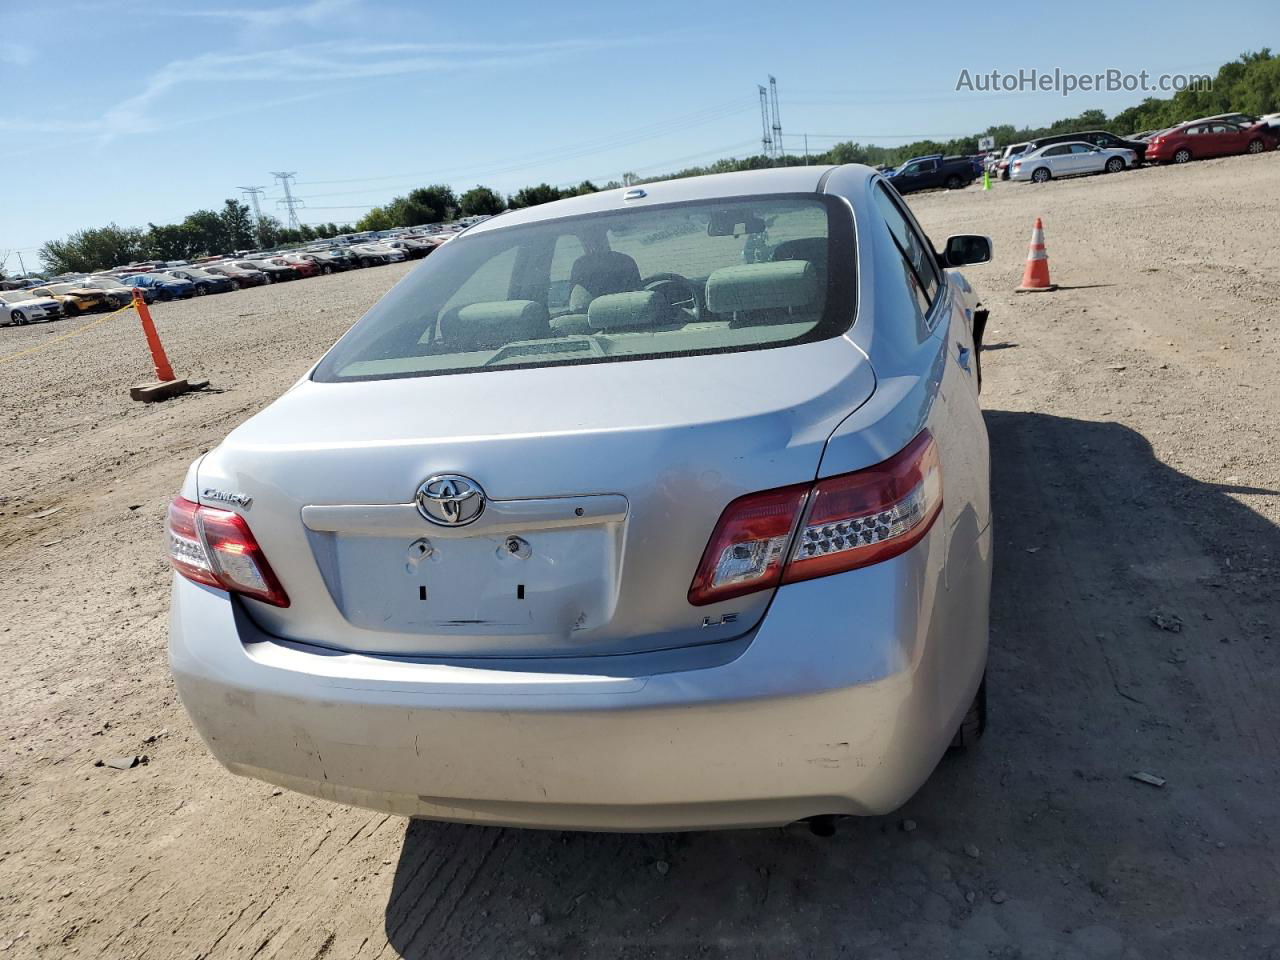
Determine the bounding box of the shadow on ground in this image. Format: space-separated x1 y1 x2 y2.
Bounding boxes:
383 411 1280 959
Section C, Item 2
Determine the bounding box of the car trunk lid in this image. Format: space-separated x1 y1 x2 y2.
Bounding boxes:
197 339 875 657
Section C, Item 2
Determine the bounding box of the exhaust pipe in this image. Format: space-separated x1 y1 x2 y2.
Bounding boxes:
805 815 839 838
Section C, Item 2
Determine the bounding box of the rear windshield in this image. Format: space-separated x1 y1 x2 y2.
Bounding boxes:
313 192 854 382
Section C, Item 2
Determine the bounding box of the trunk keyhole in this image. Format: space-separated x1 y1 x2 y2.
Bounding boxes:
517 584 525 600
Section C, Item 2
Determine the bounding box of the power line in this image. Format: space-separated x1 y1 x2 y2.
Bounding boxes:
270 171 303 230
288 98 756 193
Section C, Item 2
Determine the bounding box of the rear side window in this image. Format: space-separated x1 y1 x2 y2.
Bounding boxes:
313 193 855 382
872 183 940 323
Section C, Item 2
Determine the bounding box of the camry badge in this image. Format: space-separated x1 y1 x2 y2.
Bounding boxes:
202 488 252 508
415 474 485 527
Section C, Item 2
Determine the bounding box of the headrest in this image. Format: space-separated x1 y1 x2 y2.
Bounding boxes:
440 300 549 350
587 290 662 330
569 251 642 297
704 260 819 314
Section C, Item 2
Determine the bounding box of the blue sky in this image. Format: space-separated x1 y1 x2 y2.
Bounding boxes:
1 0 1275 267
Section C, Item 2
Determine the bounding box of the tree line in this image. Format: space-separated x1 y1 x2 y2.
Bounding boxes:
38 199 355 276
33 49 1278 276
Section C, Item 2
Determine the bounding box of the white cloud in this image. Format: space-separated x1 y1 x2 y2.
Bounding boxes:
161 0 359 28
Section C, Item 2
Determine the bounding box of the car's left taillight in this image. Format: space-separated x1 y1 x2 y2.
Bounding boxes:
166 497 289 607
688 430 943 606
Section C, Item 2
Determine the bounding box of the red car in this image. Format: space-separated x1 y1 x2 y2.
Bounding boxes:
1146 120 1278 164
273 255 320 278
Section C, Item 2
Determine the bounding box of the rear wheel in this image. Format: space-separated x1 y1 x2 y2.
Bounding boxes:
950 673 987 750
1105 156 1125 173
1247 139 1265 155
1031 167 1051 183
945 174 962 189
12 310 27 325
1173 148 1192 164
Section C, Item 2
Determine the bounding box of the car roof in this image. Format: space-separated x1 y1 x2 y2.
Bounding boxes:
466 165 840 235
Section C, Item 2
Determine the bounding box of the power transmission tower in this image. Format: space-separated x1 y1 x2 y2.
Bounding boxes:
769 76 783 159
237 185 266 230
270 171 303 230
758 85 773 158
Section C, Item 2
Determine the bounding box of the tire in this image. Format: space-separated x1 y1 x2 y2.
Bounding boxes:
945 175 962 189
1173 148 1192 164
360 257 374 268
194 284 208 296
262 274 272 284
229 280 241 291
1247 139 1265 155
1105 156 1124 173
322 265 333 275
1031 167 1051 183
950 673 987 750
12 310 27 325
158 288 174 302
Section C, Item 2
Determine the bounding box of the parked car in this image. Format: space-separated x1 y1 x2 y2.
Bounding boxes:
203 262 271 287
30 282 115 314
272 255 321 278
163 267 237 295
383 237 436 259
1023 129 1151 164
349 242 408 266
1188 112 1259 127
117 273 196 300
883 155 977 193
235 259 298 282
995 143 1029 180
167 164 994 832
299 250 356 273
1145 120 1279 164
1010 141 1137 182
80 276 156 305
0 291 62 324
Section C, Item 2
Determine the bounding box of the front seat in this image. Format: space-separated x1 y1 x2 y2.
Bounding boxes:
551 251 643 334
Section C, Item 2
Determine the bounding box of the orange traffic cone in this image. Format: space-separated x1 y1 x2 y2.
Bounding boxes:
1015 217 1057 293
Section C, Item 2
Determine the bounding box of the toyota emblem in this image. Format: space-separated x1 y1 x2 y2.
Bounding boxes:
415 474 486 527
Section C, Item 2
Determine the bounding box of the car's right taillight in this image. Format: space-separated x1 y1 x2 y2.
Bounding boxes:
783 429 941 584
687 431 942 606
166 497 289 607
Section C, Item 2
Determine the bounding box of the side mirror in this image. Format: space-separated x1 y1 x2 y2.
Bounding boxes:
942 234 993 267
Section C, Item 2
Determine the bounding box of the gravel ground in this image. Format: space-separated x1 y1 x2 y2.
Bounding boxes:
2 152 1279 959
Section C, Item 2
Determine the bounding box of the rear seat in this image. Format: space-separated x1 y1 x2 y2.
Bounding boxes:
439 300 550 351
704 260 819 326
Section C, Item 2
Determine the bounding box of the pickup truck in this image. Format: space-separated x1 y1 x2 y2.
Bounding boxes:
884 154 978 193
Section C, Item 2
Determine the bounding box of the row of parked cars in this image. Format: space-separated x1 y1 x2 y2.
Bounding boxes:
0 224 472 327
987 112 1280 184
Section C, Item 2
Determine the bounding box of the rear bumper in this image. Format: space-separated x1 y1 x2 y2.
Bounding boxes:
170 524 990 831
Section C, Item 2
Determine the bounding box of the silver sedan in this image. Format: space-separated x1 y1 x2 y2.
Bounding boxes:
168 165 994 831
1011 141 1137 182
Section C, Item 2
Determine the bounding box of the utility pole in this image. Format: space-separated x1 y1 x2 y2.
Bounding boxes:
804 134 810 165
270 171 302 231
16 250 27 277
769 75 783 160
758 85 773 159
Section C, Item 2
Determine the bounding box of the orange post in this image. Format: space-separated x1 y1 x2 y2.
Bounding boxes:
132 288 176 382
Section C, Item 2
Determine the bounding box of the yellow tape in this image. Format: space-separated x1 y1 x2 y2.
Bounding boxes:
0 300 136 365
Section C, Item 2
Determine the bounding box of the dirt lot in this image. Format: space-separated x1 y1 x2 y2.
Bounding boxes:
3 152 1279 959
